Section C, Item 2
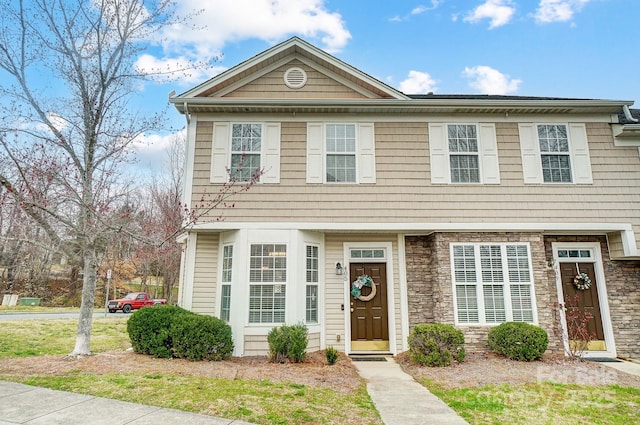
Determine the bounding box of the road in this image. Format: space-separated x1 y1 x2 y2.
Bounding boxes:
0 311 131 320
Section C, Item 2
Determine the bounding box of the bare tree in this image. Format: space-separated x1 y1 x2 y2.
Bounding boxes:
131 134 184 301
0 0 178 356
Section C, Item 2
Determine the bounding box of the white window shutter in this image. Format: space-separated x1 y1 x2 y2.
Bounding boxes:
479 123 500 184
306 123 324 183
568 123 593 184
358 122 376 184
211 122 230 183
428 123 449 184
518 123 542 184
262 123 281 184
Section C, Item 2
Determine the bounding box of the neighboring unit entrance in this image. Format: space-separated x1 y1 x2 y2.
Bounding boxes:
350 262 389 351
559 262 606 351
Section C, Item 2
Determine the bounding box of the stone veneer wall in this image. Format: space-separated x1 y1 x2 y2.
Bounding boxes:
405 232 562 353
544 236 640 358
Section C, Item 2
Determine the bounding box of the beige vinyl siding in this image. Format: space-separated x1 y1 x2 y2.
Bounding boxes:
324 234 403 353
244 335 268 356
243 333 321 356
607 232 625 259
191 233 219 314
191 121 640 249
224 60 369 99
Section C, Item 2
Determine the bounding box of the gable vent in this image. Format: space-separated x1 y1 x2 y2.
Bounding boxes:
284 67 307 89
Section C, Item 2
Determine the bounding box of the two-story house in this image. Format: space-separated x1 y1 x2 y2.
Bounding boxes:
170 37 640 359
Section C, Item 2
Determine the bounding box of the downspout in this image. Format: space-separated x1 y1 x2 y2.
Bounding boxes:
623 105 638 123
183 101 191 125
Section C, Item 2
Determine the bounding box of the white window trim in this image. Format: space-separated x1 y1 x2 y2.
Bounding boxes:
519 122 592 184
429 122 500 185
247 242 288 325
342 241 396 355
305 243 320 325
210 121 281 184
306 122 376 184
450 242 538 326
218 244 234 322
551 242 616 358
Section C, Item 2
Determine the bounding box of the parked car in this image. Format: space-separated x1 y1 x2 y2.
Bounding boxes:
107 292 167 313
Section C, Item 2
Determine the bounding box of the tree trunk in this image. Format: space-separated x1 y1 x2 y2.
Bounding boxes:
71 250 98 356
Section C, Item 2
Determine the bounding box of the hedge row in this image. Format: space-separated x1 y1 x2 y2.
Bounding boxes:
126 305 233 361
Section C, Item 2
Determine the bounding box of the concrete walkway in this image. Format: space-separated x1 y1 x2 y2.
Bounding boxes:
0 380 255 425
353 357 469 425
599 358 640 376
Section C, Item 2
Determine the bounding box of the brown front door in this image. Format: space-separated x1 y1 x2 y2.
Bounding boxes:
559 262 605 350
350 263 389 351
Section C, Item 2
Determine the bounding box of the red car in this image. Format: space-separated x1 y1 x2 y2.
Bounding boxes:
107 292 167 313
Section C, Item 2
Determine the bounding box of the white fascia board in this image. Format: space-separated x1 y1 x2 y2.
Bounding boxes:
170 37 408 102
170 97 631 115
188 222 638 257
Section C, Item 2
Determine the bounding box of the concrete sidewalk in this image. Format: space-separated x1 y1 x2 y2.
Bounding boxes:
598 358 640 376
0 380 255 425
353 357 469 425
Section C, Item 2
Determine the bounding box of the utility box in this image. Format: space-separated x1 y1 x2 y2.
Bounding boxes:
2 294 19 306
18 297 41 306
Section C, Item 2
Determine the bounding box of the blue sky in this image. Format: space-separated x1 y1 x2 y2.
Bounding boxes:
8 1 639 170
130 0 639 169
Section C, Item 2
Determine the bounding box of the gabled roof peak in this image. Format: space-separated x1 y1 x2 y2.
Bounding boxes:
171 37 408 101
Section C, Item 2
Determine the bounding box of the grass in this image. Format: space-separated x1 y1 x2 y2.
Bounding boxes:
0 319 381 425
2 318 639 425
422 379 640 425
0 318 130 357
0 306 80 313
11 374 377 425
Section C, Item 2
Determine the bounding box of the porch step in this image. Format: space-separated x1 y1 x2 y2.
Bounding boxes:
584 357 623 363
350 356 388 362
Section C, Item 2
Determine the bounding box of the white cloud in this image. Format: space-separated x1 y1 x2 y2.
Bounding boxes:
534 0 590 23
463 0 516 29
134 54 227 84
139 1 350 84
463 66 521 95
132 131 186 171
412 1 442 15
390 1 441 22
399 71 438 94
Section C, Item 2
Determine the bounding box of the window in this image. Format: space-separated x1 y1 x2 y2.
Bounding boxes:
538 124 571 183
230 123 262 181
452 243 534 325
518 122 592 185
210 122 281 184
326 124 356 182
220 245 233 322
248 244 287 324
557 249 592 259
306 245 319 324
429 123 500 184
350 249 385 259
306 122 376 184
448 124 479 183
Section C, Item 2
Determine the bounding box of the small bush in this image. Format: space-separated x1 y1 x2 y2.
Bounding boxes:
488 322 548 361
325 346 339 365
170 314 233 361
267 323 308 363
127 305 192 358
408 323 466 367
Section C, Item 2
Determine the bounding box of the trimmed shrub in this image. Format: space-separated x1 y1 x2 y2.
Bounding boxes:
267 323 308 363
170 314 233 361
408 323 466 367
325 346 339 365
487 322 548 361
127 305 192 358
